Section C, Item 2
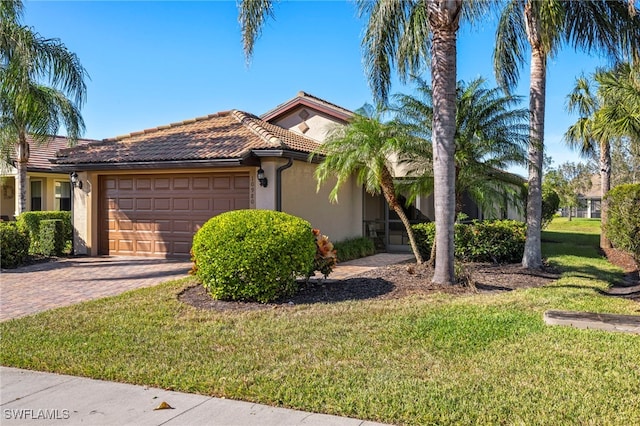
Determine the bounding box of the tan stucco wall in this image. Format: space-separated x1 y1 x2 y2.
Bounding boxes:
280 160 362 242
270 108 343 142
0 173 71 219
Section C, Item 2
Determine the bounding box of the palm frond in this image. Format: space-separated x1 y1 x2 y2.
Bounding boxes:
238 0 276 62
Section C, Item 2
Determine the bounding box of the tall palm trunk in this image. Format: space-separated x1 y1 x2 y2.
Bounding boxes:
600 140 611 249
16 130 29 215
522 5 545 270
380 167 424 264
428 1 461 284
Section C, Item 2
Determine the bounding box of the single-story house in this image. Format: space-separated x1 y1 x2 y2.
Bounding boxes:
560 174 602 219
52 91 523 258
0 136 94 220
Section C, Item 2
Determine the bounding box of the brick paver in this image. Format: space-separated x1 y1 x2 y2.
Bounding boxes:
0 253 414 322
0 257 192 321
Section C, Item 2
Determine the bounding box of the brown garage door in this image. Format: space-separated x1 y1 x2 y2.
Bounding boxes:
100 172 250 257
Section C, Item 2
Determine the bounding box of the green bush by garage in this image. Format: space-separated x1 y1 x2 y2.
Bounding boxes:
0 222 30 269
17 211 72 255
191 209 317 303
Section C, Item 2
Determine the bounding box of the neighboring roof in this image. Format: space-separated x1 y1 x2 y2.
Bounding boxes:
54 110 322 168
261 91 354 124
3 135 95 173
580 174 602 199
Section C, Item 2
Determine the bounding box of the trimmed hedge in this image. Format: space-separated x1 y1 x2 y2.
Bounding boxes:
0 222 30 269
39 219 65 257
334 237 376 262
412 220 526 263
192 210 317 303
17 211 71 255
605 184 640 263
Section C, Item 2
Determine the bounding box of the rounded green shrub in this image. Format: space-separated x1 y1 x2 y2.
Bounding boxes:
605 184 640 263
192 209 316 303
0 222 30 269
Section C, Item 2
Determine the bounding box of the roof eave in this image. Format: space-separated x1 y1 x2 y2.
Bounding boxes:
54 158 250 172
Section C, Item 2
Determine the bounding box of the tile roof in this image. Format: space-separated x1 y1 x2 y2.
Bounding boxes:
261 91 354 123
4 135 95 172
54 110 322 165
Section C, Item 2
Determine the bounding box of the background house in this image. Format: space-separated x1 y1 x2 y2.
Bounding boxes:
0 136 94 221
560 174 602 219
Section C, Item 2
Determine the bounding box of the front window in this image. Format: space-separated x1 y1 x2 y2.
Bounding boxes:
30 180 42 211
55 181 71 211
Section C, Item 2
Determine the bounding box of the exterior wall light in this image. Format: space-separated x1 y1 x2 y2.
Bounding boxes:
70 171 83 189
257 168 268 187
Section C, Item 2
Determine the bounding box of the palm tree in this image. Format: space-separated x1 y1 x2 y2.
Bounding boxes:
494 0 640 268
394 77 528 218
0 0 87 215
239 0 490 284
357 0 491 284
597 62 640 143
313 106 425 264
494 0 640 269
564 74 609 247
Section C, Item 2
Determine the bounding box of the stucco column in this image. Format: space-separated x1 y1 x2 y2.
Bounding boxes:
254 161 279 211
72 172 90 255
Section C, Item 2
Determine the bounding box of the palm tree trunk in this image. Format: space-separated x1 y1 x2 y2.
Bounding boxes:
16 132 29 215
428 0 461 285
379 167 424 264
600 140 612 249
522 6 545 270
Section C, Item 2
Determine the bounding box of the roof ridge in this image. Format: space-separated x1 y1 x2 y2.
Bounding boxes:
231 110 282 147
296 91 354 115
104 110 234 142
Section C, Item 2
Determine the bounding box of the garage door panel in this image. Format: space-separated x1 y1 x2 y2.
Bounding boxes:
234 176 250 189
136 178 152 190
100 172 249 257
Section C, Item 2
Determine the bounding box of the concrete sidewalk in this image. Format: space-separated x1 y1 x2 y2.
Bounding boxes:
0 367 390 426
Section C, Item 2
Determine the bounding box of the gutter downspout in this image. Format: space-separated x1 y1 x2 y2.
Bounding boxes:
275 157 293 212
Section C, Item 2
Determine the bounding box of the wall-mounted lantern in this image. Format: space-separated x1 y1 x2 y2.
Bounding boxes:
70 171 83 190
257 168 268 188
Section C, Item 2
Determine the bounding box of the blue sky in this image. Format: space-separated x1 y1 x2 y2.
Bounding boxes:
23 1 609 176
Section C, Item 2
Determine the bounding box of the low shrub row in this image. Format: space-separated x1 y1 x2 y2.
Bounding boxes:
413 219 526 263
333 237 375 262
17 211 71 256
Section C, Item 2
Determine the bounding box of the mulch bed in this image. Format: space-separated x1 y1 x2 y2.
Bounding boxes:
178 261 563 312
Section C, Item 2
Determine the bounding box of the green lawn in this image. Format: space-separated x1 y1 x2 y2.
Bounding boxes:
1 218 639 425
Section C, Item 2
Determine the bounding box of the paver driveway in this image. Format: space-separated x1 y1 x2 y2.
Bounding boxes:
0 257 191 321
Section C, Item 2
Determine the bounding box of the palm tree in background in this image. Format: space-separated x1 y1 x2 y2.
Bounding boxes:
313 106 425 264
493 0 640 269
565 62 640 249
394 77 528 218
0 0 87 215
565 74 610 247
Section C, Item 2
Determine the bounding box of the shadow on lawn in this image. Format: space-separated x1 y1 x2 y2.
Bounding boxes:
179 278 396 312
